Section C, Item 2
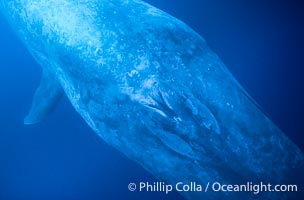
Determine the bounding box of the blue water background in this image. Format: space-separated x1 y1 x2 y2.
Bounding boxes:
0 0 303 199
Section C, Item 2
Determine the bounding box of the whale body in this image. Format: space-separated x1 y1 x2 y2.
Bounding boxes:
1 0 303 199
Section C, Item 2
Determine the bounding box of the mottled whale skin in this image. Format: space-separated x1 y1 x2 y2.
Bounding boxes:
1 0 303 199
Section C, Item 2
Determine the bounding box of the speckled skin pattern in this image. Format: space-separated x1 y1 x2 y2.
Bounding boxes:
1 0 303 199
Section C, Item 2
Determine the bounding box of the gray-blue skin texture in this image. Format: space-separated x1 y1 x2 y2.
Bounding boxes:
1 0 303 199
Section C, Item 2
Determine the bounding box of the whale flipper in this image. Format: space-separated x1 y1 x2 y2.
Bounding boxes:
24 70 63 125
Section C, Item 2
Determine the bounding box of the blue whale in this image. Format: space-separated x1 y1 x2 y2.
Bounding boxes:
1 0 303 199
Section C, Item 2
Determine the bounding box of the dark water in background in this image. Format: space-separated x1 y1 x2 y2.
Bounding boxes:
0 0 303 199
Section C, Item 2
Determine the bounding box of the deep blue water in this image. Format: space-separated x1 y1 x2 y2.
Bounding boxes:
0 0 303 200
